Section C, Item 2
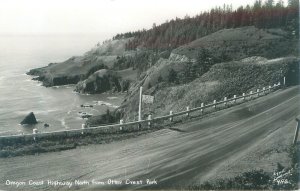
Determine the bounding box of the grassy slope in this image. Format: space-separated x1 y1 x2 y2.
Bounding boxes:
120 56 299 120
173 26 298 60
119 26 299 120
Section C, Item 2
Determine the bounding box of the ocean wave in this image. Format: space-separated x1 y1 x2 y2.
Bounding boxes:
0 129 22 136
51 84 75 89
15 109 58 115
107 96 119 100
60 118 69 129
94 101 119 108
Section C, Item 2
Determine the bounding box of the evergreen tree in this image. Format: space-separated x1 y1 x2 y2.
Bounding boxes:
157 75 163 82
114 0 298 50
168 69 179 84
196 48 213 76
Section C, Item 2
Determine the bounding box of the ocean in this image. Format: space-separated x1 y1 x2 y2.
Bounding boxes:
0 34 123 136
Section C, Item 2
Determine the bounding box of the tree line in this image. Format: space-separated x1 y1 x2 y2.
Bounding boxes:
113 0 298 50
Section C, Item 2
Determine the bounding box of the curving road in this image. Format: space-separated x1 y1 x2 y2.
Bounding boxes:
0 86 300 190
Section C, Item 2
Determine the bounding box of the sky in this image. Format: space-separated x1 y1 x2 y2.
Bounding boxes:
0 0 288 37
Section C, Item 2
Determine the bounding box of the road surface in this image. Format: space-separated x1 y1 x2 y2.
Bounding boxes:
0 86 299 190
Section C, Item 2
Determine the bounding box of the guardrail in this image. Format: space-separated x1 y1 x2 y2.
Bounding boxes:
0 82 283 141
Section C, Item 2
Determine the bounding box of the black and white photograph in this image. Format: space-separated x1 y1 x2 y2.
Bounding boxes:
0 0 299 190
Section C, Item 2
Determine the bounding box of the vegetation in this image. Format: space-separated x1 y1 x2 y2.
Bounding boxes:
0 129 154 158
113 0 298 50
86 62 108 78
120 56 299 120
189 170 271 190
168 69 179 84
86 109 121 127
188 144 299 190
112 51 161 75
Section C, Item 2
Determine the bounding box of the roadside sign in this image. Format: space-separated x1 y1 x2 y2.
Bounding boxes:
142 95 154 104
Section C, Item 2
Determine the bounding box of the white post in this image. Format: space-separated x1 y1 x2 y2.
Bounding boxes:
224 97 227 106
242 93 246 100
293 118 300 145
148 115 152 128
213 100 217 109
138 86 143 121
250 91 253 99
201 103 204 113
278 81 281 86
81 124 86 134
233 95 237 103
262 87 266 95
33 128 38 134
269 85 271 92
120 119 124 131
283 76 286 86
169 111 173 122
33 128 38 140
186 106 190 116
257 89 260 96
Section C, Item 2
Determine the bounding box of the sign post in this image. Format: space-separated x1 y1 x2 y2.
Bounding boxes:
138 87 142 121
293 118 300 145
142 95 154 104
138 86 154 123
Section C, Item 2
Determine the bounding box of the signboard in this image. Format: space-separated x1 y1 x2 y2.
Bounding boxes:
142 95 154 104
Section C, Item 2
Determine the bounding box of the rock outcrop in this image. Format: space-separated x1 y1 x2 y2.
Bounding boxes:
27 38 133 87
74 69 130 94
20 112 37 125
27 57 107 87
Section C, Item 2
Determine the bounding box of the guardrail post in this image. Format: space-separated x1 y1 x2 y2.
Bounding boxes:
186 106 190 116
224 97 227 107
81 124 86 135
201 103 204 113
250 91 253 99
269 85 271 92
147 115 152 128
242 93 246 101
262 87 266 95
233 95 237 103
120 119 124 131
213 100 217 109
293 118 300 145
169 111 173 122
257 89 260 97
283 76 286 86
33 128 38 141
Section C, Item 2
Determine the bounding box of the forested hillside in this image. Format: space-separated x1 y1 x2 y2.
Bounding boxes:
113 0 298 50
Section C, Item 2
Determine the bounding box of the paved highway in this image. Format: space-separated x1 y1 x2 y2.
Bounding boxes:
0 86 299 190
